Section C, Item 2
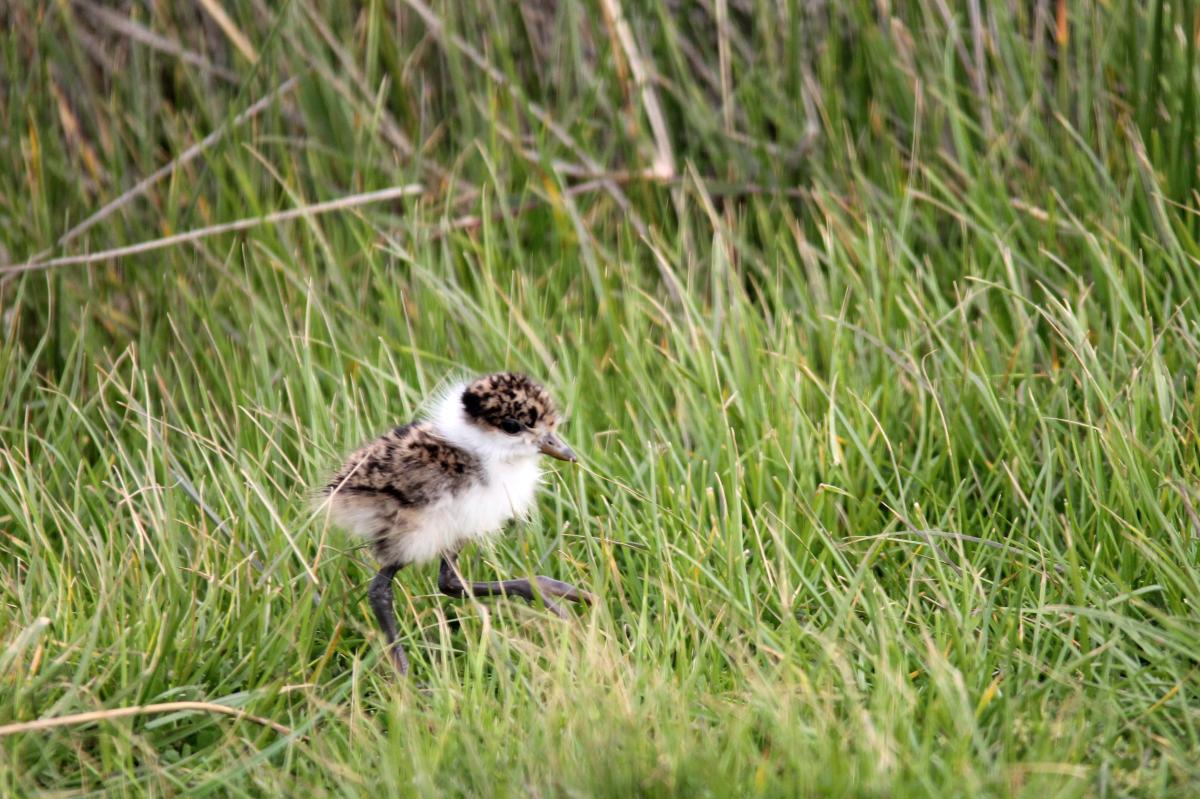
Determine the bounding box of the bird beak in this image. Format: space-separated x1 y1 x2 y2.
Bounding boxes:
537 433 576 462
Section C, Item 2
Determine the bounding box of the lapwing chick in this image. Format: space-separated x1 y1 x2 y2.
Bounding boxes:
320 372 590 674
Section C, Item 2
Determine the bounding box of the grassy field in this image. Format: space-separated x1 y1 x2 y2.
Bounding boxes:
3 1 1200 795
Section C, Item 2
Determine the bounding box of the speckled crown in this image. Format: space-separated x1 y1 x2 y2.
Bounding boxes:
460 373 558 430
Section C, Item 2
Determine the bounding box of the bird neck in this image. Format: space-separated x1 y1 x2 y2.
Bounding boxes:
427 383 535 466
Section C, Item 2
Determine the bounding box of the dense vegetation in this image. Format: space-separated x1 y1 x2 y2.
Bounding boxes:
2 1 1199 795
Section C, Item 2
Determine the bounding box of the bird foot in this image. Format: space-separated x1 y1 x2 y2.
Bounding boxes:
533 576 596 607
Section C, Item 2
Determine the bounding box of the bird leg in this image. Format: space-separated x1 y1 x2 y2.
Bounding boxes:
368 564 409 674
438 555 593 619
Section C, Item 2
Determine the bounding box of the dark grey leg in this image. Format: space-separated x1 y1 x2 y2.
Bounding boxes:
368 564 409 674
437 555 593 618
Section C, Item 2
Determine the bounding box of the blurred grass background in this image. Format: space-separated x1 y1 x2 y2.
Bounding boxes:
2 0 1200 795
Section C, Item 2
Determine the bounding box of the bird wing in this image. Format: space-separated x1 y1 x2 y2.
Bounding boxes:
324 423 481 507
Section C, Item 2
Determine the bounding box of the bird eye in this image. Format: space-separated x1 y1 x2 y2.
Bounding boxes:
500 418 523 435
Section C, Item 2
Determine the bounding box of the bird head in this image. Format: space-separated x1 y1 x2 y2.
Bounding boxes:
450 372 576 462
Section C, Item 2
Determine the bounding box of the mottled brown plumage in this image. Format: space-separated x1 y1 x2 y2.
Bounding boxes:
322 422 484 565
461 372 558 431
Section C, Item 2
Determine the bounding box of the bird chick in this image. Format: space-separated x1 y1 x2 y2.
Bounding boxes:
319 372 590 674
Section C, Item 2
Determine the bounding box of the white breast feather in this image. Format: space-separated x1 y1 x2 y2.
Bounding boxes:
394 455 541 564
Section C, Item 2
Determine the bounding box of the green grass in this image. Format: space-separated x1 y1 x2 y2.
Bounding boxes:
3 1 1200 795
